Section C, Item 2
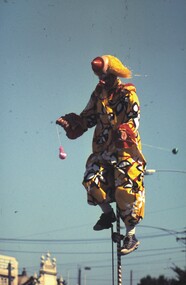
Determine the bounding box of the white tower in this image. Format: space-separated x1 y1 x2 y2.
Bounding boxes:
39 253 57 285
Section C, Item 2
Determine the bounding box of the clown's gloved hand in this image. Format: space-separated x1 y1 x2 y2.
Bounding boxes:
56 113 87 139
56 117 70 128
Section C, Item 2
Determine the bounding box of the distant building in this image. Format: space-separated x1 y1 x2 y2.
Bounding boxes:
0 253 65 285
0 254 18 285
18 268 30 285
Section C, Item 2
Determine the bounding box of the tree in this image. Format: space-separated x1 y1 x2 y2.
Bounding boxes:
138 265 186 285
171 265 186 285
138 275 174 285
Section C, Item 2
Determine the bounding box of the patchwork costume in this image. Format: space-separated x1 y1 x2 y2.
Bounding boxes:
82 81 146 227
56 55 146 254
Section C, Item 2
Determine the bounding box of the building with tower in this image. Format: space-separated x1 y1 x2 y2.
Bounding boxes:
0 253 65 285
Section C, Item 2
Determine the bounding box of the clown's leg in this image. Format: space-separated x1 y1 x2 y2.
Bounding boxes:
115 187 140 254
82 155 116 230
93 207 116 231
114 161 145 255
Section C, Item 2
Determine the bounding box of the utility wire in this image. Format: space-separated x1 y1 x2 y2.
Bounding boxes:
0 230 184 244
0 246 182 255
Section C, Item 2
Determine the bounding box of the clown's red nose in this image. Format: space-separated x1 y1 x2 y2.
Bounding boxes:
91 57 104 74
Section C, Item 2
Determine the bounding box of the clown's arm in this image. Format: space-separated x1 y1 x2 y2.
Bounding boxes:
56 93 97 140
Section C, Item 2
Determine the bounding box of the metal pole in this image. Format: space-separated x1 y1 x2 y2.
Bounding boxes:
84 267 91 285
67 270 70 285
116 205 122 285
8 262 11 285
111 225 115 285
130 270 133 285
78 267 81 285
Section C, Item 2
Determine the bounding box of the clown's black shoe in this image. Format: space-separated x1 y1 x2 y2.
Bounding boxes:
93 210 116 231
120 234 140 255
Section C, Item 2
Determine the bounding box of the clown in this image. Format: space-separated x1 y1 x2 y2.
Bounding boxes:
56 55 146 255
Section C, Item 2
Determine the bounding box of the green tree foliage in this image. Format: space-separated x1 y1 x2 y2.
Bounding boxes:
171 265 186 285
138 275 174 285
138 265 186 285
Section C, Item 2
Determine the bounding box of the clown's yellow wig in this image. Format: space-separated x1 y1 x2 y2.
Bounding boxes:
102 55 132 78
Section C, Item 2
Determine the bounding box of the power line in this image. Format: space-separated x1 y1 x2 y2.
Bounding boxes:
0 237 109 244
0 247 183 261
0 233 165 244
0 249 111 255
0 230 185 244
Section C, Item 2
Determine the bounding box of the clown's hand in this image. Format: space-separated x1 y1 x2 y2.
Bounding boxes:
56 113 87 139
56 117 70 129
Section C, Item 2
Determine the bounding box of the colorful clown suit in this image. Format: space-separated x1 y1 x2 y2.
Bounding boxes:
81 80 146 227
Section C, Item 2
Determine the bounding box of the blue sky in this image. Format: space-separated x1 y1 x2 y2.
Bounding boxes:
0 0 186 284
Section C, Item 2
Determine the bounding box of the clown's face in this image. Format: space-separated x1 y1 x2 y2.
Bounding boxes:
98 73 117 91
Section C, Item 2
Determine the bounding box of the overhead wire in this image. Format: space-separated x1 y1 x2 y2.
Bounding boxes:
0 244 184 263
0 231 184 244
